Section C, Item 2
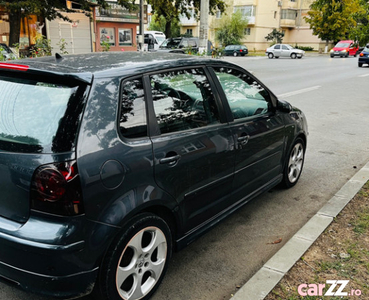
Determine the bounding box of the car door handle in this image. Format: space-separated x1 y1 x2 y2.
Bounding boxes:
159 155 181 165
237 135 250 146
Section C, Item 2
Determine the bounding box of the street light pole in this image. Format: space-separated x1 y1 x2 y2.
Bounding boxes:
199 0 209 54
139 0 144 51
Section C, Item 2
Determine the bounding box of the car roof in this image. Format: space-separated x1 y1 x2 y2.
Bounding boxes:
0 52 234 84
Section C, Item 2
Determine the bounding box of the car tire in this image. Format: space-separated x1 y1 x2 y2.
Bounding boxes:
94 213 172 300
291 53 297 59
330 55 334 58
297 56 302 59
268 53 274 59
345 52 349 57
282 138 305 188
358 63 363 67
233 52 238 57
275 56 279 59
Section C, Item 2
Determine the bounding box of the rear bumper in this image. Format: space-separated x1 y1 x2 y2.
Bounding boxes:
0 213 119 298
0 260 98 299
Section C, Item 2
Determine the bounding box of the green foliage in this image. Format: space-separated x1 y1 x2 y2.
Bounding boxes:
294 45 314 51
31 33 52 57
349 0 369 46
148 14 180 37
148 0 226 37
305 0 363 44
56 38 69 55
265 29 284 44
101 38 111 52
215 10 248 47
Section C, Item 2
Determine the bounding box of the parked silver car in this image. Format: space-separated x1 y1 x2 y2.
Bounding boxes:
266 44 305 59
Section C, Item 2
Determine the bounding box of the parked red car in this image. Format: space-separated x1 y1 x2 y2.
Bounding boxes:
330 40 359 58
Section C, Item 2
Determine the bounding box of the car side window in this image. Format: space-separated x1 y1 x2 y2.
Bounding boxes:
282 45 289 50
274 45 280 49
120 78 147 138
213 67 271 120
150 68 220 134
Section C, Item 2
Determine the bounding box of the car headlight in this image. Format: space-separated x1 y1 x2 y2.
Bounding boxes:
330 49 334 52
342 50 347 52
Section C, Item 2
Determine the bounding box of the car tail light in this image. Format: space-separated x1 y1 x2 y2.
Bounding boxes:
31 161 84 216
240 49 243 52
360 53 364 57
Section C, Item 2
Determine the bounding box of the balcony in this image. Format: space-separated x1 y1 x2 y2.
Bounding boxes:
280 19 296 28
281 0 298 9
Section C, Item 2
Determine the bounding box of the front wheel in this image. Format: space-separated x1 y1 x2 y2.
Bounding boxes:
95 213 172 300
282 138 305 188
291 53 297 59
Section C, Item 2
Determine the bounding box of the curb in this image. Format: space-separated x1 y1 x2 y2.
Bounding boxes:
230 161 369 300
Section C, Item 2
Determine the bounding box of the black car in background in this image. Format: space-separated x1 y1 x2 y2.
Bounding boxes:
358 44 369 67
223 45 249 56
0 52 307 300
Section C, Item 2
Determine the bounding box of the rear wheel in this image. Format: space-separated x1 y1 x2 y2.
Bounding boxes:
94 213 172 300
233 52 238 57
359 62 363 67
282 138 305 188
268 53 274 59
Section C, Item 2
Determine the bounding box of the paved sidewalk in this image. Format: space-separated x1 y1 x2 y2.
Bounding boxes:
231 161 369 300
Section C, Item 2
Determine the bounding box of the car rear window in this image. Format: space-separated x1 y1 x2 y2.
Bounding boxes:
0 76 82 153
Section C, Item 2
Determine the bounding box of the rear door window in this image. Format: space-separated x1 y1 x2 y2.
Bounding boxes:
0 76 81 153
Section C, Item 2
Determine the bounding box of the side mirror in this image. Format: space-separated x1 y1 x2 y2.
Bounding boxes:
277 99 292 113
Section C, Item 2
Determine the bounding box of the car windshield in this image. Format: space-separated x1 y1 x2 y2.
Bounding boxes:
0 44 12 53
335 42 350 48
156 36 165 45
160 38 181 49
0 77 79 153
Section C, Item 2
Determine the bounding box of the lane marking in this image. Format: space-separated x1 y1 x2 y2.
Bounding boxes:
277 85 321 98
358 73 369 77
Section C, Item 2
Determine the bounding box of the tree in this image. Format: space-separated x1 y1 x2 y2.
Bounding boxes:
1 0 137 47
349 0 369 46
148 13 181 37
148 0 226 38
215 10 248 46
304 0 363 48
265 29 284 44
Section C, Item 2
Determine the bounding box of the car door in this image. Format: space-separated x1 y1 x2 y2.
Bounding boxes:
273 44 282 57
209 66 286 200
147 67 236 233
281 45 290 57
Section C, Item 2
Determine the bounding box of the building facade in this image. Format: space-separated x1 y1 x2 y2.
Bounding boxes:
181 0 327 51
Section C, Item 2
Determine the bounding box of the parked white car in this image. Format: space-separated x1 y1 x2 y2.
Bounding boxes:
266 44 305 59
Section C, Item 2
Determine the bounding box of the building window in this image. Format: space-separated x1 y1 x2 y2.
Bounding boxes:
119 29 132 46
186 29 193 36
244 28 251 35
281 9 297 20
100 28 115 46
216 10 222 19
233 5 255 17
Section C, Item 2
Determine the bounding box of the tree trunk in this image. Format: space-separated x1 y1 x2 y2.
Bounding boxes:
165 20 171 38
8 8 22 47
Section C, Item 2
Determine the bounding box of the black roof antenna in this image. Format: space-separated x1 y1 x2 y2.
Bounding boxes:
55 53 64 62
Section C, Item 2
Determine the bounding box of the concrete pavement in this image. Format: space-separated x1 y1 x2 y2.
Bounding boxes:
231 161 369 300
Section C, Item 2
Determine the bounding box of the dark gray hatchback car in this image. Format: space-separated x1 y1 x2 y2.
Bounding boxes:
0 52 307 300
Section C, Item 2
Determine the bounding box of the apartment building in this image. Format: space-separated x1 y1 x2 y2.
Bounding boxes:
181 0 326 51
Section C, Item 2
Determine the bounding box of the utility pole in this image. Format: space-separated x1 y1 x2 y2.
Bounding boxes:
199 0 209 54
139 0 144 51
